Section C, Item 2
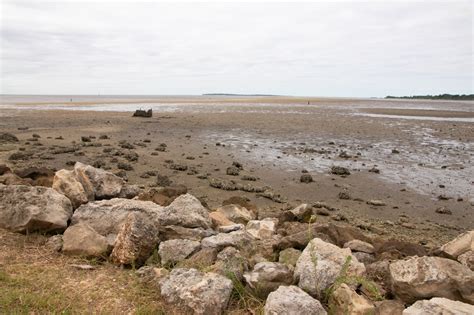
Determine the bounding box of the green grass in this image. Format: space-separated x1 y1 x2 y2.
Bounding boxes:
0 270 73 314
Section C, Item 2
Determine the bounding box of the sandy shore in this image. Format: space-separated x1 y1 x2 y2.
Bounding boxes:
1 96 473 246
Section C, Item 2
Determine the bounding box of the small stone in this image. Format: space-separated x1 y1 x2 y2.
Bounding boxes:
264 285 327 315
300 174 313 183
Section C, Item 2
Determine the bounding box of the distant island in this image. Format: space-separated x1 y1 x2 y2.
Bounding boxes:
385 94 474 100
203 93 280 97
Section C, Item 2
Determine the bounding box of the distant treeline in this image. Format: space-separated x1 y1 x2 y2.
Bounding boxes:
203 93 279 97
386 94 474 100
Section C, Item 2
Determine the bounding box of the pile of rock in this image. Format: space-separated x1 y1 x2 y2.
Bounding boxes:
0 162 473 314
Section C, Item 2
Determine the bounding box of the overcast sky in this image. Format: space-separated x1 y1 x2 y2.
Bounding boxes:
1 0 472 97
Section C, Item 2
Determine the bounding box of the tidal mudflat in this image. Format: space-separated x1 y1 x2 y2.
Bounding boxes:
1 95 473 245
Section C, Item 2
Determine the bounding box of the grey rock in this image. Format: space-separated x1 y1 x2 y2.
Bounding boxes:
294 238 366 299
62 222 109 257
264 285 327 315
74 162 124 199
244 262 294 298
389 256 474 304
159 239 201 266
403 297 474 315
110 211 160 265
52 169 88 209
159 268 233 315
0 184 72 233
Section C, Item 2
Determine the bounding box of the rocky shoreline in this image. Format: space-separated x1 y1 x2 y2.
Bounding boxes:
1 157 473 314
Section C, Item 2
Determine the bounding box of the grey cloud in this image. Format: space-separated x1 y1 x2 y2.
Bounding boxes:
1 1 472 96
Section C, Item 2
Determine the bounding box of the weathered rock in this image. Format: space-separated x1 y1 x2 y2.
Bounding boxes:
244 262 294 298
403 297 474 315
212 246 249 281
374 300 405 315
328 283 375 315
215 204 255 224
136 266 169 285
201 230 254 251
74 162 124 199
458 250 474 271
264 285 327 315
118 184 141 199
110 212 160 266
45 235 63 252
389 256 474 304
137 185 187 206
439 230 474 259
300 174 313 183
158 225 215 241
367 200 386 206
226 166 240 176
246 218 278 239
290 204 313 222
179 248 218 269
159 239 201 266
0 132 19 143
366 260 392 294
159 268 233 315
0 184 73 233
344 239 375 254
353 252 376 265
0 172 32 185
71 198 164 237
294 238 366 299
222 196 257 212
160 194 212 229
14 167 55 187
331 166 350 176
279 248 302 267
62 222 109 257
52 169 88 209
209 211 235 227
218 224 244 233
374 239 427 260
0 165 11 176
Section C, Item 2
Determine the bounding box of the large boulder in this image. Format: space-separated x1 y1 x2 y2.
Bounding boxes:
246 218 277 239
458 250 474 271
439 230 474 259
71 198 164 237
243 262 294 298
74 162 124 200
62 222 109 257
264 285 327 315
328 283 375 315
214 204 255 224
158 225 215 241
159 194 212 229
0 184 72 233
389 256 474 304
52 169 88 209
279 248 302 267
201 230 254 251
14 167 55 187
110 212 160 266
403 297 474 315
294 238 366 299
211 246 249 281
159 239 201 266
159 268 233 315
343 239 375 254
